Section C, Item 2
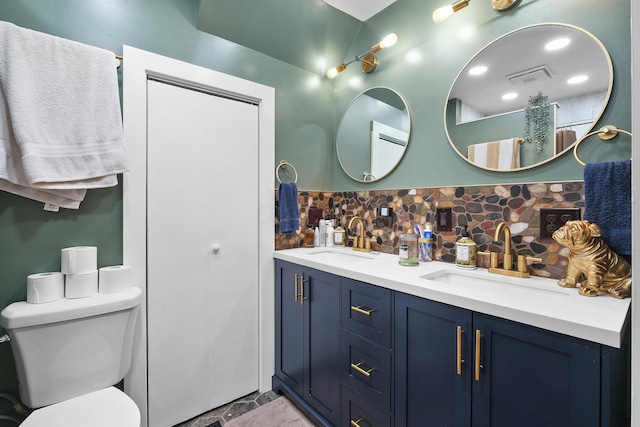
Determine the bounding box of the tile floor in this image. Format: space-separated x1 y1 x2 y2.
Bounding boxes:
173 390 282 427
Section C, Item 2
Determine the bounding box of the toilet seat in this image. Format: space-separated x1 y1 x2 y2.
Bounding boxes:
20 386 140 427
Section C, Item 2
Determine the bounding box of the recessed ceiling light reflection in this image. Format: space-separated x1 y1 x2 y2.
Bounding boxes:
468 65 488 75
501 92 518 100
545 37 571 51
567 75 588 84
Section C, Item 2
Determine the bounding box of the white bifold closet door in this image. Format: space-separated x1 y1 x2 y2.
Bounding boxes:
146 79 259 427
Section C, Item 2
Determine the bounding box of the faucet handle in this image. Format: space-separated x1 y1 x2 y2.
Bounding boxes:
478 251 499 268
517 255 543 273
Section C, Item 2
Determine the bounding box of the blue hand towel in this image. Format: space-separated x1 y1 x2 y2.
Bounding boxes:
583 160 631 256
278 182 299 233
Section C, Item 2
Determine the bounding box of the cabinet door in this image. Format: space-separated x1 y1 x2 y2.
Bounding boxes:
472 313 601 427
304 267 341 426
275 260 304 396
395 292 473 427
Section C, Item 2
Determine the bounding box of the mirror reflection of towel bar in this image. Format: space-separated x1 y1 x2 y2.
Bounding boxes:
573 125 632 166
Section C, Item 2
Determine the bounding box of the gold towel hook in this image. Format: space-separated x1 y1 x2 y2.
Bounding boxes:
573 125 632 166
276 160 298 184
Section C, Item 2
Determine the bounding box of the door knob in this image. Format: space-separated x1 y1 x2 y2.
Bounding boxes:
212 244 221 253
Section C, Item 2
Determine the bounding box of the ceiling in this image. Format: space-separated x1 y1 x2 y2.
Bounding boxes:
197 0 396 74
322 0 396 21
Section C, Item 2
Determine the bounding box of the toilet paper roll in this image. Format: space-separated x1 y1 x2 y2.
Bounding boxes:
99 265 132 294
61 246 98 274
65 270 99 299
26 272 64 304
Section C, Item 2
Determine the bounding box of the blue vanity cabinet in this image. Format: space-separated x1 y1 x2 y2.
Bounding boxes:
340 278 393 427
395 292 629 427
273 260 341 426
395 291 473 427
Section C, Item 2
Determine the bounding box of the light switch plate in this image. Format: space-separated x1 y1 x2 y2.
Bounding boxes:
436 207 452 232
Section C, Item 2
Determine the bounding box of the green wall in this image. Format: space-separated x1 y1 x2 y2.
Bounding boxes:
331 0 631 189
0 0 631 421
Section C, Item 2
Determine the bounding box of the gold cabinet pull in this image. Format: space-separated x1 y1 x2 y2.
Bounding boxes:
475 329 483 381
294 273 299 302
456 325 465 375
350 418 364 427
350 362 374 378
350 305 374 316
299 275 308 305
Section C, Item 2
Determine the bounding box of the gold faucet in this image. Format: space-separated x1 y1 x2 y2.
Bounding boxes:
348 216 371 252
479 222 541 278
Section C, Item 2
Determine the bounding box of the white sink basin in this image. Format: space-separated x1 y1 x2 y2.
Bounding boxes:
421 269 571 295
308 248 377 260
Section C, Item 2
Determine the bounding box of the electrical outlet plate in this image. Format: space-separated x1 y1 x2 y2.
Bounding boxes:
540 208 581 239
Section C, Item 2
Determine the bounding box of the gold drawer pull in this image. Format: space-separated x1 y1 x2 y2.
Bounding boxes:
351 305 374 316
456 325 465 375
351 418 365 427
475 329 483 381
350 362 374 377
294 273 299 302
299 275 308 306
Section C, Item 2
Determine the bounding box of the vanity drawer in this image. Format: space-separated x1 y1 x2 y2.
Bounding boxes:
341 384 391 427
341 331 392 411
341 278 392 348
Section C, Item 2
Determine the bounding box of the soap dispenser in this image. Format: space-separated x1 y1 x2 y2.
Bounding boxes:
455 225 477 269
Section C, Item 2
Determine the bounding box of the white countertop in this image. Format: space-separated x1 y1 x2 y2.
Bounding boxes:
274 247 631 348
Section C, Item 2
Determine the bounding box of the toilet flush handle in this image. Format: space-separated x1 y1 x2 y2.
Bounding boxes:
0 334 9 344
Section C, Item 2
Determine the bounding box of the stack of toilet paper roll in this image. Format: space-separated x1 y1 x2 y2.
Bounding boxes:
26 246 133 304
61 246 99 298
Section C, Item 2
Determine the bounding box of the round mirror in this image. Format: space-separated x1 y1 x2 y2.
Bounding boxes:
337 87 411 182
445 23 612 171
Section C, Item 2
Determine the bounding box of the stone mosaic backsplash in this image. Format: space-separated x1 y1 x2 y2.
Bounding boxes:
275 182 585 280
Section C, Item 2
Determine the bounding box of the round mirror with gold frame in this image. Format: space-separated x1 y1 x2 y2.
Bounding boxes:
337 87 411 182
444 23 612 172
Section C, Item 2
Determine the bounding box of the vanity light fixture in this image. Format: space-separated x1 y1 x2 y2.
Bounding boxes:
433 0 519 23
326 33 398 79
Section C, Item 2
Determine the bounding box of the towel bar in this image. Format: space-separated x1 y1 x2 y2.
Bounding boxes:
276 160 298 183
573 125 632 166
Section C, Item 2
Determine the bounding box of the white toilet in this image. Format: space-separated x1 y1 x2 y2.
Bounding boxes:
0 287 142 427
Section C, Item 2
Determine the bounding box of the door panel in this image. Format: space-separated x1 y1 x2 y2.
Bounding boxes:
147 80 259 426
395 293 472 427
472 313 601 427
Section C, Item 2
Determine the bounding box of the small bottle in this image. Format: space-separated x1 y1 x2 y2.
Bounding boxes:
333 223 346 247
314 226 320 247
318 219 327 246
326 223 334 247
303 225 315 248
455 225 477 269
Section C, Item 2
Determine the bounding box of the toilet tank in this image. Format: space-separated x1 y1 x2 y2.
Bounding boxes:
0 287 142 409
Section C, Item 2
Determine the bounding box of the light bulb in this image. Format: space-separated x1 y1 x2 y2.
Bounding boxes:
432 5 454 23
326 64 346 79
379 33 398 49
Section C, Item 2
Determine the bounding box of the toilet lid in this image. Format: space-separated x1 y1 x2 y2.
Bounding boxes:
21 387 140 427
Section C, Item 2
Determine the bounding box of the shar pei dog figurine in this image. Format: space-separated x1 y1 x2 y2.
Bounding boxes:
552 220 631 298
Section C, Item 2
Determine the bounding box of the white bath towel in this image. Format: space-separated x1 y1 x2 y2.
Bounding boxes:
467 138 520 170
0 21 127 197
